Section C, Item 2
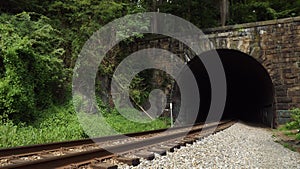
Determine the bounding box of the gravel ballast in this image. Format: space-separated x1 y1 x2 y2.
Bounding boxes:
119 122 300 169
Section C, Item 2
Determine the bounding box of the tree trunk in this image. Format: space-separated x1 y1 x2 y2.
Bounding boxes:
220 0 229 26
151 0 158 32
187 0 192 21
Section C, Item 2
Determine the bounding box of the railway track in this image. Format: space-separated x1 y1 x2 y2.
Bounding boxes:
0 120 235 169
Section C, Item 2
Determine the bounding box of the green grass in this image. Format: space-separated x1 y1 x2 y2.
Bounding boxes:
282 142 296 151
277 125 300 140
78 108 170 137
0 103 85 148
0 102 170 148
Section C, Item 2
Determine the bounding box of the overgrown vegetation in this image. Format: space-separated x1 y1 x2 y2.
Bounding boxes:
281 108 300 140
228 0 300 24
0 102 84 147
274 108 300 152
0 101 170 148
0 12 67 122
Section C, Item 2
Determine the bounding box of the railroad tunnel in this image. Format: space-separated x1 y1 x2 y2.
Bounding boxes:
178 49 275 127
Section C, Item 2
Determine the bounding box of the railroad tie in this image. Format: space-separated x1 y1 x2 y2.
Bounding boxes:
148 148 167 156
160 145 175 152
134 151 155 160
89 162 117 169
166 143 181 149
183 138 195 145
115 156 140 166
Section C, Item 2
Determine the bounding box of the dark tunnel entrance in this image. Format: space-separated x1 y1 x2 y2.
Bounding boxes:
184 49 275 127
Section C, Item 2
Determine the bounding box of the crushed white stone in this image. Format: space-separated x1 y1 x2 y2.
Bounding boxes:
119 122 300 169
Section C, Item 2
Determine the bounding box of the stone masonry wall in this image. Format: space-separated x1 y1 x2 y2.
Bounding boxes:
128 17 300 125
203 17 300 124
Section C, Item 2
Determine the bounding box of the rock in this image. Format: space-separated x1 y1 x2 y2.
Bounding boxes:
118 122 300 169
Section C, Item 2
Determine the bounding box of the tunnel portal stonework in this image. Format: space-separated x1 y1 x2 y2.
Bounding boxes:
129 17 300 126
204 17 300 125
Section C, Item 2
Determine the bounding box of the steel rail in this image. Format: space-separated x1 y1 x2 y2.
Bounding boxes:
0 120 235 169
0 121 214 158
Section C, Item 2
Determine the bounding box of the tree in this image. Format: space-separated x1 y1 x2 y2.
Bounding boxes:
0 12 66 122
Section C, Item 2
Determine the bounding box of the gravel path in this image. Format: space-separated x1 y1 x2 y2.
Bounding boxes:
119 122 300 169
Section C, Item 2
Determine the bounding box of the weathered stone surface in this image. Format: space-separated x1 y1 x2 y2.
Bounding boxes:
277 103 289 110
277 110 292 118
292 97 300 103
277 118 292 125
130 16 300 125
275 90 287 97
276 97 292 103
288 87 300 97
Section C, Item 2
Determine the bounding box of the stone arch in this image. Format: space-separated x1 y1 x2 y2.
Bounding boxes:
187 49 275 127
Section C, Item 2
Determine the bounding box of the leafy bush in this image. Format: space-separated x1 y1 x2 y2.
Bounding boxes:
0 12 67 122
229 0 299 25
281 108 300 140
285 108 300 130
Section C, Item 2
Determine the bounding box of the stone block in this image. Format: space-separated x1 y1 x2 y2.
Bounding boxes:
275 90 287 97
276 103 289 110
296 29 300 34
293 47 300 52
265 54 275 60
281 53 292 58
284 79 296 85
266 50 277 55
284 73 297 79
275 85 287 91
282 68 292 73
277 117 292 125
292 97 300 103
276 97 292 103
277 110 291 118
284 58 298 62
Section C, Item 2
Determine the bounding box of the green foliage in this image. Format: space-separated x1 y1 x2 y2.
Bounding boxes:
129 75 150 105
78 105 170 138
104 109 170 134
229 1 272 24
285 108 300 130
146 0 219 28
47 0 145 68
282 108 300 140
0 102 169 148
0 12 66 122
0 103 85 148
229 0 300 24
